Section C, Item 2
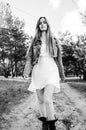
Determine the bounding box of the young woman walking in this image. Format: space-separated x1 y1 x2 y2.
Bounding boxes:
24 16 65 130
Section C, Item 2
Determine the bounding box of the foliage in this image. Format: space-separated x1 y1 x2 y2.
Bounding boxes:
0 2 30 77
73 35 86 80
80 11 86 26
59 31 76 76
59 31 86 80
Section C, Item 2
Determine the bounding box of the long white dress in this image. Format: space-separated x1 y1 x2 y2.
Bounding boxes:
28 43 60 93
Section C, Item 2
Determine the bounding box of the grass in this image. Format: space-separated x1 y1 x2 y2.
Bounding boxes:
0 77 86 116
0 80 30 116
65 77 86 93
0 77 86 114
0 77 86 130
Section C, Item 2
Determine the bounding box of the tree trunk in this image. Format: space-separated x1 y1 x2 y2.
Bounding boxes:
10 59 14 77
14 61 17 77
83 72 86 80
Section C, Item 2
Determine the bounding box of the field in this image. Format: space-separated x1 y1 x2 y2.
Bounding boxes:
0 77 86 130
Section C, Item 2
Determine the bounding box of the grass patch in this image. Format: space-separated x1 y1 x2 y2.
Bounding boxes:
65 77 86 94
68 82 86 92
0 80 30 116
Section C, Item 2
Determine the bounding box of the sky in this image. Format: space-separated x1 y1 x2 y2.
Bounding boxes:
1 0 86 37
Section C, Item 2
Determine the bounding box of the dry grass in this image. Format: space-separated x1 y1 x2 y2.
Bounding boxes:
0 80 30 116
65 77 86 98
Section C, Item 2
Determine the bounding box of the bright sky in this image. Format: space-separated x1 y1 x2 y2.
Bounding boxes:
1 0 86 37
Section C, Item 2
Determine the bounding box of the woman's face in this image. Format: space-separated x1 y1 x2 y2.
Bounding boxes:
39 18 48 32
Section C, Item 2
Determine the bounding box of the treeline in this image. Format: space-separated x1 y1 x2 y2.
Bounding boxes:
59 31 86 80
0 1 86 80
0 2 32 77
59 10 86 80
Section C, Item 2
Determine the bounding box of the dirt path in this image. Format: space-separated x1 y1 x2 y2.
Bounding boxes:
1 93 41 130
61 83 86 118
1 81 86 130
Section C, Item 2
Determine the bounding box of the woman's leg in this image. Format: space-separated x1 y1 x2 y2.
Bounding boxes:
36 89 47 117
44 85 55 120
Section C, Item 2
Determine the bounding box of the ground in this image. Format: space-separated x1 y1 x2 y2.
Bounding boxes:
0 77 86 130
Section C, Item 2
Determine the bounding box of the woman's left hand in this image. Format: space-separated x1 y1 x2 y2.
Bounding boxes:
61 76 65 83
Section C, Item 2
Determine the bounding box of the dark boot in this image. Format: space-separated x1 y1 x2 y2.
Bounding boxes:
38 117 49 130
47 119 58 130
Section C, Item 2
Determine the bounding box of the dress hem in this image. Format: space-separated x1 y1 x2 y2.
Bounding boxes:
28 83 60 93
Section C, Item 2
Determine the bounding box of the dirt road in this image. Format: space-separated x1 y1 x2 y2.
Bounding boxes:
0 79 86 130
62 83 86 118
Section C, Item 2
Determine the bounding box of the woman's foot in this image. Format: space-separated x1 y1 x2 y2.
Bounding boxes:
47 119 58 130
38 117 49 130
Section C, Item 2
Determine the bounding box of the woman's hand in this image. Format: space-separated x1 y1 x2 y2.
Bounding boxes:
61 76 65 83
23 73 29 79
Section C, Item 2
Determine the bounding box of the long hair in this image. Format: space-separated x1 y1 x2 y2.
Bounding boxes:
32 16 56 56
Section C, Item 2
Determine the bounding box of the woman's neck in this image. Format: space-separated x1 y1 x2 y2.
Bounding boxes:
41 32 47 44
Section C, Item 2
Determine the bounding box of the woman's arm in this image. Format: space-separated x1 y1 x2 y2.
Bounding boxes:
23 44 32 78
57 43 65 81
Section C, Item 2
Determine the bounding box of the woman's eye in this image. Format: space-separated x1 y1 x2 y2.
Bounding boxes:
39 21 47 25
43 21 47 24
39 22 42 25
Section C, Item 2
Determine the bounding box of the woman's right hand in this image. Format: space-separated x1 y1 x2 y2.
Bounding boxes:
23 72 30 79
23 75 28 79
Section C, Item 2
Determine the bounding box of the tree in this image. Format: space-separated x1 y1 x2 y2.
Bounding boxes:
59 31 76 76
0 2 12 28
59 31 86 80
0 1 29 77
80 11 86 26
73 35 86 80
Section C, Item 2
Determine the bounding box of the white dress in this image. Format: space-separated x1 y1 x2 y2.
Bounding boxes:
28 43 60 93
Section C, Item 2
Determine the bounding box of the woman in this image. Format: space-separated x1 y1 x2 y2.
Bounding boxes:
23 16 65 130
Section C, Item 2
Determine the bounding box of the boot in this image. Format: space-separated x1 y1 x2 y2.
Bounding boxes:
47 119 58 130
38 117 49 130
